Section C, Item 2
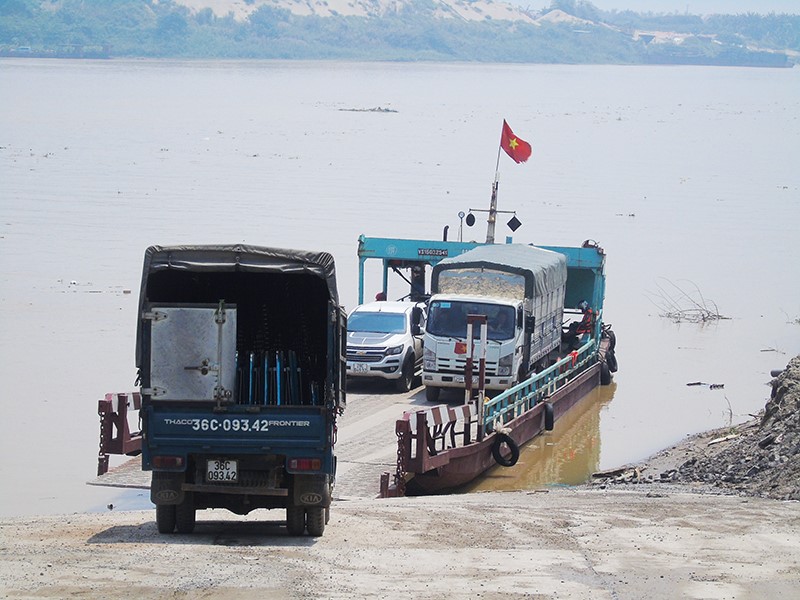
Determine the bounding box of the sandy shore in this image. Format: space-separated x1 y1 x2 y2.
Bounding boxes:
2 488 799 599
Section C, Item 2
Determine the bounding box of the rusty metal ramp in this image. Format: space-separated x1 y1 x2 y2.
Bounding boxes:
87 456 150 490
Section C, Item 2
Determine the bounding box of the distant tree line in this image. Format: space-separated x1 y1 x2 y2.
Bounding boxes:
553 0 800 51
0 0 797 64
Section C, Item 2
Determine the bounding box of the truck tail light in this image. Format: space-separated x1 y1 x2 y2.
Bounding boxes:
152 455 184 469
288 458 321 471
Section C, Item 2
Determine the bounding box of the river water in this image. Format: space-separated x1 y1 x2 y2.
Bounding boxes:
1 58 798 517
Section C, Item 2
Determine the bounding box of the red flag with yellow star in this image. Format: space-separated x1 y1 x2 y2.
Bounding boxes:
500 120 532 164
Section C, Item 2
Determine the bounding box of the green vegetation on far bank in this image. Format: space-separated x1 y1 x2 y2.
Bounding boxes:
0 0 797 65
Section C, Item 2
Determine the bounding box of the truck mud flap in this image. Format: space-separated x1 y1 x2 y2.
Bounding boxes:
150 471 185 505
292 474 331 507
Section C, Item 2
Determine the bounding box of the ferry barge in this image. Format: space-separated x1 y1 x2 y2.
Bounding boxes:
354 235 617 497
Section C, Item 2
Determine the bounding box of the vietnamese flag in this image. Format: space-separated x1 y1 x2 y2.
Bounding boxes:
500 120 532 164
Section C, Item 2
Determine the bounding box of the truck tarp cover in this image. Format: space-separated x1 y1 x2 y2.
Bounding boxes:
432 244 567 299
136 244 339 364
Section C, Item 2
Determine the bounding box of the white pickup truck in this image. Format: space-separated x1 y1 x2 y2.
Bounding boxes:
345 301 426 392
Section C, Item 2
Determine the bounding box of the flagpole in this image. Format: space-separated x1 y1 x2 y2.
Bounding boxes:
487 138 503 244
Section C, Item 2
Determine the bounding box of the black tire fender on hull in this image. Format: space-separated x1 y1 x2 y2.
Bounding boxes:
543 401 554 431
600 360 612 385
492 433 520 467
606 350 618 373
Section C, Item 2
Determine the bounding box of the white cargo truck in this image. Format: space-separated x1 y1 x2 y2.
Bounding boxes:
422 244 567 402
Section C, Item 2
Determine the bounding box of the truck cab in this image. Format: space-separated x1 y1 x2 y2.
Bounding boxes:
423 295 522 402
346 301 426 393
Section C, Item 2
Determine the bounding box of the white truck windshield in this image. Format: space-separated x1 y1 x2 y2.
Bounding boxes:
427 301 515 341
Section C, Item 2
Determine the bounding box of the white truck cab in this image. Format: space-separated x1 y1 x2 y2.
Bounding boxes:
422 295 525 402
346 301 426 392
421 244 566 403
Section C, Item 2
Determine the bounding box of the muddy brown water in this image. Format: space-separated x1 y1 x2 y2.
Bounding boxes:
1 59 798 517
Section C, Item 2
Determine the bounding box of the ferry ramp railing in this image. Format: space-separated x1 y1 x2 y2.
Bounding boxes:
482 340 597 433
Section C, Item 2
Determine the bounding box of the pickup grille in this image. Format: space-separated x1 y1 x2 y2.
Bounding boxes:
347 346 386 363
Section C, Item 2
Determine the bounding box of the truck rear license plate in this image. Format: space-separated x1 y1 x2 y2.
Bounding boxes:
206 459 238 483
352 362 369 373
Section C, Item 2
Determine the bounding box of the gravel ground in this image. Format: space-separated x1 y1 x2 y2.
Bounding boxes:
1 489 799 599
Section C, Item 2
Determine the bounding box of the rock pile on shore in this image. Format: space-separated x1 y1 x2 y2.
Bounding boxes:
659 356 800 500
595 355 800 501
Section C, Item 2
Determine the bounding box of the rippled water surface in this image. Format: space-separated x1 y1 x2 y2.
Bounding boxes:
1 59 798 516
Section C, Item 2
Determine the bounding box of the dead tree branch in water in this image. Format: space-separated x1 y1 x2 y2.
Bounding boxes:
780 309 800 325
646 279 729 323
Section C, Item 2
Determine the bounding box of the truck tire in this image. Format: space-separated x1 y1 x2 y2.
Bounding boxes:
286 506 305 536
425 386 440 403
175 494 196 534
156 504 176 534
396 357 414 393
306 507 326 537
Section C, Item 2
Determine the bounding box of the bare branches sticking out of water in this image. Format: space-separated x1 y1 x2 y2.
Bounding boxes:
646 279 729 324
780 310 800 326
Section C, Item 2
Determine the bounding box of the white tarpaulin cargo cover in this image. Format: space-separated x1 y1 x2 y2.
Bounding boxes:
432 243 567 299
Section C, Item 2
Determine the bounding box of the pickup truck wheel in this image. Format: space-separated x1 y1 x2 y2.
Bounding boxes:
175 494 196 534
306 507 326 537
425 386 440 402
286 506 305 536
396 357 414 393
156 504 176 534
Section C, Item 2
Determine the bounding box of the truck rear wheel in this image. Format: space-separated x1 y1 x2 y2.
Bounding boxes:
306 507 326 537
425 386 440 402
156 504 176 534
286 506 305 536
175 494 196 534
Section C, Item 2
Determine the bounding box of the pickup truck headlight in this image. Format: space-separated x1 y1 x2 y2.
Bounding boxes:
424 347 436 370
385 345 403 356
498 353 513 376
